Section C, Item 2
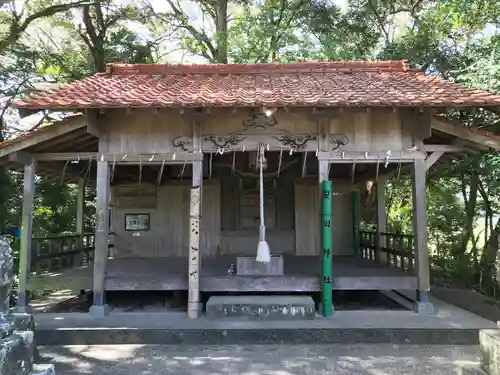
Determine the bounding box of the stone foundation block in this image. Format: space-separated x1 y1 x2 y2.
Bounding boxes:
480 329 500 375
31 364 56 374
459 365 487 375
0 330 35 375
236 256 283 275
206 295 315 320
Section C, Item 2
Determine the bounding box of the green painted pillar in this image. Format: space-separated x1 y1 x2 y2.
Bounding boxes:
353 190 361 259
322 180 333 316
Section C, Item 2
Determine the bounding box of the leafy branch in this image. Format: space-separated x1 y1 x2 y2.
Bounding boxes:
0 1 99 54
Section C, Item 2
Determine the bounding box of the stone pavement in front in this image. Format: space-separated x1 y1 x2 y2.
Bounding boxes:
40 344 480 375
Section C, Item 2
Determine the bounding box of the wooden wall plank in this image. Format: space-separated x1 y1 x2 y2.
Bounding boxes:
353 109 371 151
294 182 320 255
294 181 354 256
100 109 191 153
332 192 354 256
112 183 189 257
276 176 295 230
98 108 414 155
200 181 221 256
112 181 220 258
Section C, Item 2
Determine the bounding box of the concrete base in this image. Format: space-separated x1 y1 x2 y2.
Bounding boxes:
206 295 316 320
13 305 34 314
89 305 110 317
480 329 500 375
31 364 56 375
415 300 437 315
460 365 488 375
0 330 35 375
236 256 284 276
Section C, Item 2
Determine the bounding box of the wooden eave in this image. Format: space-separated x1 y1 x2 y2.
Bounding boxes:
430 115 500 151
0 115 98 182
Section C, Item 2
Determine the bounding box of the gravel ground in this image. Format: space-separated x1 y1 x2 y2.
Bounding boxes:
40 344 481 375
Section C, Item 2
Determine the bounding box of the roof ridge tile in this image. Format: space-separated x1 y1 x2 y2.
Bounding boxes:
104 60 415 76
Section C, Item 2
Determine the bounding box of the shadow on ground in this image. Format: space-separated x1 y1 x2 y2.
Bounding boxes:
40 344 480 375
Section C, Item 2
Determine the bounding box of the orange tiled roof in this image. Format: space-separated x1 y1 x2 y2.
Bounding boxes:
13 60 500 109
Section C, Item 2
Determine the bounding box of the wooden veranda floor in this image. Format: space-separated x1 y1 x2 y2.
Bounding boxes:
27 255 417 293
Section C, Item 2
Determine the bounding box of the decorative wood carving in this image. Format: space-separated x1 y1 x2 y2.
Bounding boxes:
274 135 317 149
243 113 277 130
330 135 349 151
172 112 348 152
172 136 193 151
204 135 245 149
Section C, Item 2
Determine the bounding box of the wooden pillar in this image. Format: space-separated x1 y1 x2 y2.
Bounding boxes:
76 177 85 235
89 160 110 316
412 159 435 314
318 159 334 313
352 190 361 259
188 160 202 318
321 180 333 316
376 180 387 263
17 162 35 312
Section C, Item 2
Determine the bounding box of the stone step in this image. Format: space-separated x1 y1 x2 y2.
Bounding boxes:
206 295 316 320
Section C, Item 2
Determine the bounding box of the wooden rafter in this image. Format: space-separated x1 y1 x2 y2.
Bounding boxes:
431 116 500 150
0 115 88 159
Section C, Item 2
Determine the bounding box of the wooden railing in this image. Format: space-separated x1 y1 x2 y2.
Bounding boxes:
31 233 95 274
360 230 415 273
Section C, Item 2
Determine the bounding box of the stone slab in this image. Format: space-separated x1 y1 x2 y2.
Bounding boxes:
236 256 283 275
206 295 315 320
480 329 500 375
36 326 482 346
460 365 488 375
34 297 496 346
89 305 110 317
0 331 35 375
31 364 56 375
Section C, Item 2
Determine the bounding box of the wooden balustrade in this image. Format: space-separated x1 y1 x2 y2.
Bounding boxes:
31 233 95 274
359 230 415 273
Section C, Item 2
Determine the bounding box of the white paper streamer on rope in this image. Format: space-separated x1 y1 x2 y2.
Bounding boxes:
157 158 165 186
301 152 308 178
178 159 187 179
384 150 392 168
110 153 116 182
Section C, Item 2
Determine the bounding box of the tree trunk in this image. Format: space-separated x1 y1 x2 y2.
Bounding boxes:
215 0 228 63
0 119 10 232
92 44 106 72
479 219 500 294
458 166 479 258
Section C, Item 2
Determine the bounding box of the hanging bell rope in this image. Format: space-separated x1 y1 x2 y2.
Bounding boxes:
256 143 271 264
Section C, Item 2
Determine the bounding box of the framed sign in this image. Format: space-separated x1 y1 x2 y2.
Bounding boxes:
124 213 150 231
